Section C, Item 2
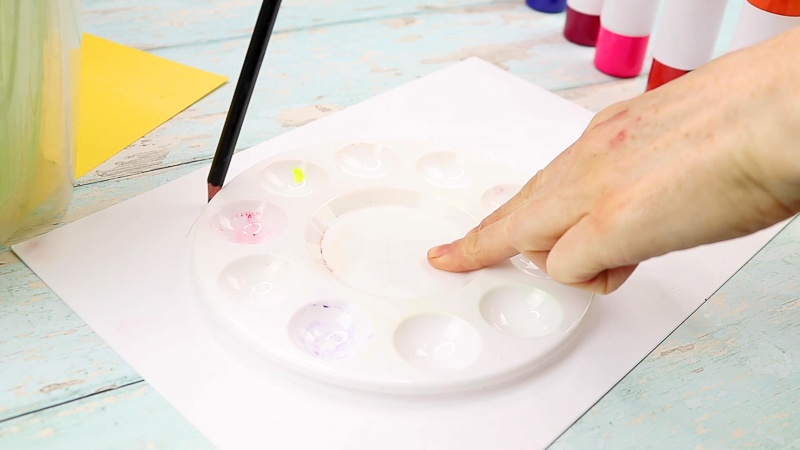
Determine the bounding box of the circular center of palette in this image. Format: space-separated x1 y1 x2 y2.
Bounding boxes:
310 189 475 299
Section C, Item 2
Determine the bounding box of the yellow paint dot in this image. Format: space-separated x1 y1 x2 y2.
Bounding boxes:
292 167 305 183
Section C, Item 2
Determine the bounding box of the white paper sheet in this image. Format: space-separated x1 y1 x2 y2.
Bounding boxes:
14 58 783 449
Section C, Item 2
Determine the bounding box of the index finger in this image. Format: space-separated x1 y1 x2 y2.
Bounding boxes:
427 211 518 272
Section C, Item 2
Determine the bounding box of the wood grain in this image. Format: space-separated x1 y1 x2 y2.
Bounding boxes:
7 0 799 448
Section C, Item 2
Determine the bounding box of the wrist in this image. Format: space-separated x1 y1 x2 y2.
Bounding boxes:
741 26 800 212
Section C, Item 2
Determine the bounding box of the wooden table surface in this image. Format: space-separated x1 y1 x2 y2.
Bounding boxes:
2 0 799 448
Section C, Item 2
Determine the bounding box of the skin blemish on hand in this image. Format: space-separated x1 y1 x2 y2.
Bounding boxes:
293 167 305 183
611 129 627 146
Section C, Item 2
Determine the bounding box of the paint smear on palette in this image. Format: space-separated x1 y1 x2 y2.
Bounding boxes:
289 302 374 359
213 201 288 244
229 211 264 244
293 167 305 184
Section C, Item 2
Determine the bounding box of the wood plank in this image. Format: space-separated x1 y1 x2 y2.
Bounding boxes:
552 219 800 448
0 253 139 422
77 2 615 186
0 382 212 450
0 161 206 422
83 0 522 50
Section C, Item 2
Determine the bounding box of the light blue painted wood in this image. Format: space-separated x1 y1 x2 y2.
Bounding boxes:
83 0 524 50
2 0 798 448
0 161 207 423
552 218 800 449
77 1 611 187
0 382 213 449
0 255 139 422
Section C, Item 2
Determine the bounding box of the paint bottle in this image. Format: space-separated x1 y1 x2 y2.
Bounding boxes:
564 0 603 46
646 0 729 91
728 0 800 52
594 0 661 78
526 0 567 14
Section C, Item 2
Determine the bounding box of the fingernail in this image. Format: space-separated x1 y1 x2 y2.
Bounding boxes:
428 243 452 259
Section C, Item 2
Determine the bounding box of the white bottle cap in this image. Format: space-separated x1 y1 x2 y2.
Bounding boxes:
728 1 800 52
567 0 604 16
652 0 729 70
600 0 661 37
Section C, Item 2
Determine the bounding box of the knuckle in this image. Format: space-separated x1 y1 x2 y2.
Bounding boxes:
461 231 482 260
460 230 494 269
502 212 523 250
522 170 546 197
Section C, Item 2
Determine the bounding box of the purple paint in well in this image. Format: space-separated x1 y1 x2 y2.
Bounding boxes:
289 302 374 359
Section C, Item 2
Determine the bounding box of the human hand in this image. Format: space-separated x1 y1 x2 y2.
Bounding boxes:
428 27 800 294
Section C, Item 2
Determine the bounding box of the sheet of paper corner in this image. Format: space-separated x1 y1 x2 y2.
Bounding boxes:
76 34 227 179
13 57 785 450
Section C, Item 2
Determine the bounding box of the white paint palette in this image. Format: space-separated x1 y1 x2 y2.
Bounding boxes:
191 140 593 394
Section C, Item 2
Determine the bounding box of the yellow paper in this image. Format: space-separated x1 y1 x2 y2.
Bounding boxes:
76 34 227 178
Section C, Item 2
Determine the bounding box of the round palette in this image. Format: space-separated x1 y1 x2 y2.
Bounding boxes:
191 140 593 394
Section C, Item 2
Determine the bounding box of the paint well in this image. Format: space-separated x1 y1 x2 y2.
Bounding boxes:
511 255 551 279
218 254 294 304
288 302 374 359
394 313 482 371
335 142 400 178
480 285 563 338
212 200 287 244
261 160 327 197
416 151 477 189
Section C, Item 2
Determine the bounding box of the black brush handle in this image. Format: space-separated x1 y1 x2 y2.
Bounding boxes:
207 0 282 200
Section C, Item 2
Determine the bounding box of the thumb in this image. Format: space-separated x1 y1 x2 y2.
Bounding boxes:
546 215 637 294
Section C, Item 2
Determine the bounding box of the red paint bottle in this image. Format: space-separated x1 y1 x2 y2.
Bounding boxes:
646 0 729 91
728 0 800 51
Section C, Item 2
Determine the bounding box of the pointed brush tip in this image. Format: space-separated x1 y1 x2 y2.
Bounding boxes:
207 183 221 202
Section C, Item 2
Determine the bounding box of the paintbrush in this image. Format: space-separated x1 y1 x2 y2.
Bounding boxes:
207 0 283 201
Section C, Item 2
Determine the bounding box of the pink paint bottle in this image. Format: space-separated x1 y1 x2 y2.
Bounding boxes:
594 0 661 78
646 0 729 91
728 0 800 52
564 0 604 46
